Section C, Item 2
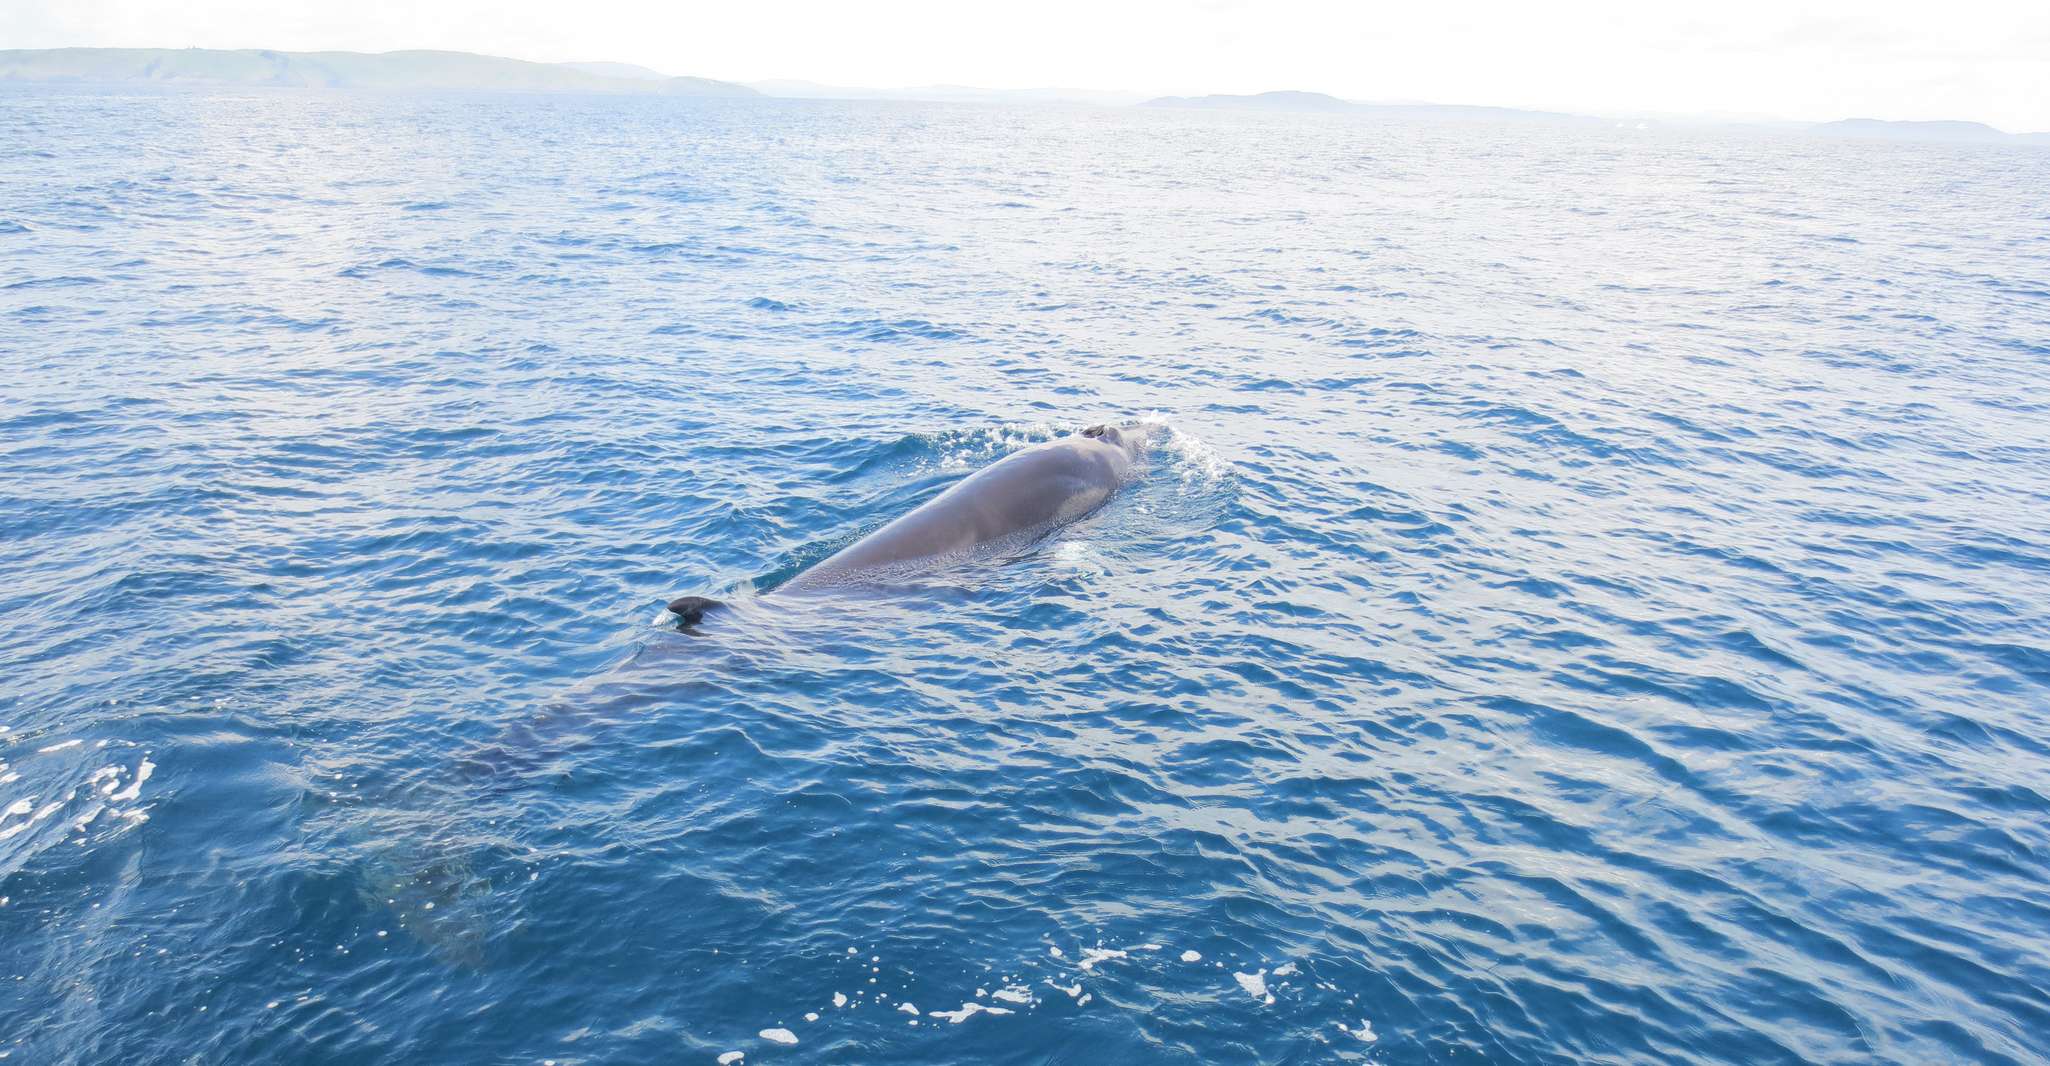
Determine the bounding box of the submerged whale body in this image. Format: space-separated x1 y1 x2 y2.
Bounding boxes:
668 423 1147 624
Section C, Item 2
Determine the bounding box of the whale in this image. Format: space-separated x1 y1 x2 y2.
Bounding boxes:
388 424 1149 953
667 422 1149 624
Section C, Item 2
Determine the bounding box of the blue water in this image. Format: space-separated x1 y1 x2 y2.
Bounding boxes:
3 87 2049 1065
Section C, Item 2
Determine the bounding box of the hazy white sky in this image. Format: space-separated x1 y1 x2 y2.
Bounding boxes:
8 0 2049 129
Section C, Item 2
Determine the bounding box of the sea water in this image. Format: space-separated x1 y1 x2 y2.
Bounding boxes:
2 87 2048 1064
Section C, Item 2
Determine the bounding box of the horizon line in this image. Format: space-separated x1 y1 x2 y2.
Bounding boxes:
3 44 2042 136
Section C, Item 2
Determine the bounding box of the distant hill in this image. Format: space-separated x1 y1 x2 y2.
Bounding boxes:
751 79 1149 106
1139 93 2047 140
556 60 670 82
8 53 2041 137
1810 118 2012 142
1806 118 2050 147
1144 90 1355 112
0 48 757 96
1143 90 1590 124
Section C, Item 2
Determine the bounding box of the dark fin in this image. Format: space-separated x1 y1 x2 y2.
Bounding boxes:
666 595 724 626
1082 424 1108 438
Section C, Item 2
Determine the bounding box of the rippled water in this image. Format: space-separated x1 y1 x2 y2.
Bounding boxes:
3 87 2049 1064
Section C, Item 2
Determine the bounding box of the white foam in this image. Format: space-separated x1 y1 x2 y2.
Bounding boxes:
1077 947 1126 971
803 1012 817 1022
930 1001 1013 1024
1272 961 1298 976
896 1002 918 1015
37 739 83 754
718 1053 744 1065
991 985 1032 1005
1180 950 1202 963
1048 946 1063 958
1337 1019 1377 1043
1135 414 1229 486
1234 970 1273 1005
832 992 847 1008
1045 980 1081 998
757 1028 797 1045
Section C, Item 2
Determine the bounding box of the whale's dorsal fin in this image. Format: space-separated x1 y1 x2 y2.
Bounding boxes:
666 596 724 626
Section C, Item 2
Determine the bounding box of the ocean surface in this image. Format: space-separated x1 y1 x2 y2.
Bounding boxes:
3 87 2048 1065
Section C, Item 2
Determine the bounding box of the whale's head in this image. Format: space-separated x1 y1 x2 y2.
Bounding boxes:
1081 421 1151 465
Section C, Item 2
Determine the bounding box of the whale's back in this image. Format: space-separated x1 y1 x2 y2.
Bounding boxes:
787 436 1133 589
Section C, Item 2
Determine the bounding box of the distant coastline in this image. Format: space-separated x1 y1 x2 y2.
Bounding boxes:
0 47 757 97
4 47 2043 145
1141 89 1590 125
1142 90 2047 144
1808 117 2038 143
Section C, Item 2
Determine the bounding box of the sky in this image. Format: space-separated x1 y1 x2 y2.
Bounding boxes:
7 0 2049 130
